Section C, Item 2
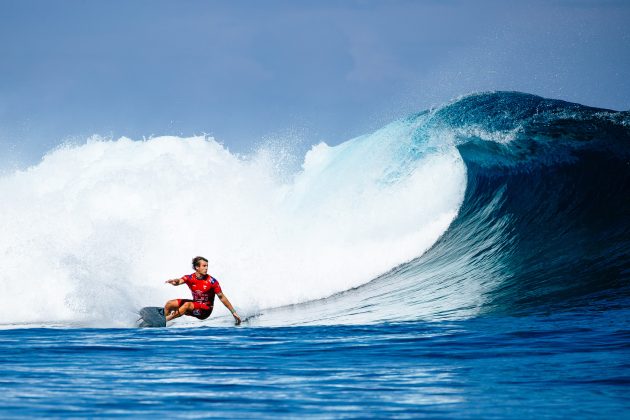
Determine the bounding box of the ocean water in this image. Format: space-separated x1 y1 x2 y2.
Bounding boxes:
1 92 629 418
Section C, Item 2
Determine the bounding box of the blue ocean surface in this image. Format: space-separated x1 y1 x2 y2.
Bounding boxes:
1 306 629 418
1 92 629 417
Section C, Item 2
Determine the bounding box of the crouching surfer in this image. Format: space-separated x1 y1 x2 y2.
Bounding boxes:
164 256 241 325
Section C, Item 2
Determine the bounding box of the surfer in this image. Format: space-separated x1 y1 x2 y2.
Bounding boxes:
164 256 241 325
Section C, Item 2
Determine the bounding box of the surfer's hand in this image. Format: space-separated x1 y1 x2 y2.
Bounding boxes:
165 279 178 285
233 312 242 325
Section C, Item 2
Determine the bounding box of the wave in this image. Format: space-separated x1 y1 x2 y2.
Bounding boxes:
1 91 628 328
250 92 630 325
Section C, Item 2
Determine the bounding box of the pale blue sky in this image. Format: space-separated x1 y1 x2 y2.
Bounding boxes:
1 0 629 166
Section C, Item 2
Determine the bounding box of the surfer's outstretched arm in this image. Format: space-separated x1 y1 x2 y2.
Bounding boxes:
217 292 241 325
165 278 184 285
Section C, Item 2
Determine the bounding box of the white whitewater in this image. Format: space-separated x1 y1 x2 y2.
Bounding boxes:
0 119 466 327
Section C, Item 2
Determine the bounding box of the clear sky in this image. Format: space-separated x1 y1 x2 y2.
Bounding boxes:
1 0 629 166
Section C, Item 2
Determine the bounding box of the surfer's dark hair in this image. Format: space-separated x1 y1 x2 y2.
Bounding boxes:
192 256 208 269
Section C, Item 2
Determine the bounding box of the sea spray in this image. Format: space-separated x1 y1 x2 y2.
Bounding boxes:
0 126 466 326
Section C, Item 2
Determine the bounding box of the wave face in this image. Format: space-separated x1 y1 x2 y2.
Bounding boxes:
1 91 628 328
253 92 630 325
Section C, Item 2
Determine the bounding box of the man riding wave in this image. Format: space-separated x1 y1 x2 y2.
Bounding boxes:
164 256 241 325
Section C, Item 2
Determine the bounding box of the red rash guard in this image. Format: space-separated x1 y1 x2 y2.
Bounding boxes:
176 273 223 319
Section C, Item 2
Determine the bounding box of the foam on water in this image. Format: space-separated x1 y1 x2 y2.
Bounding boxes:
0 121 466 327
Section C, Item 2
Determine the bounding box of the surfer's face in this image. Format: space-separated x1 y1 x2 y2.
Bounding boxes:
195 260 208 276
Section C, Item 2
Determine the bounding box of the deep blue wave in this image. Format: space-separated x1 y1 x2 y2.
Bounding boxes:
436 92 630 313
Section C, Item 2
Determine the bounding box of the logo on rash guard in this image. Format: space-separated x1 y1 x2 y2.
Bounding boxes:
193 291 208 300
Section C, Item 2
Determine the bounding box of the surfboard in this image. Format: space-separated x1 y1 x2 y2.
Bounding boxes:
137 306 166 328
